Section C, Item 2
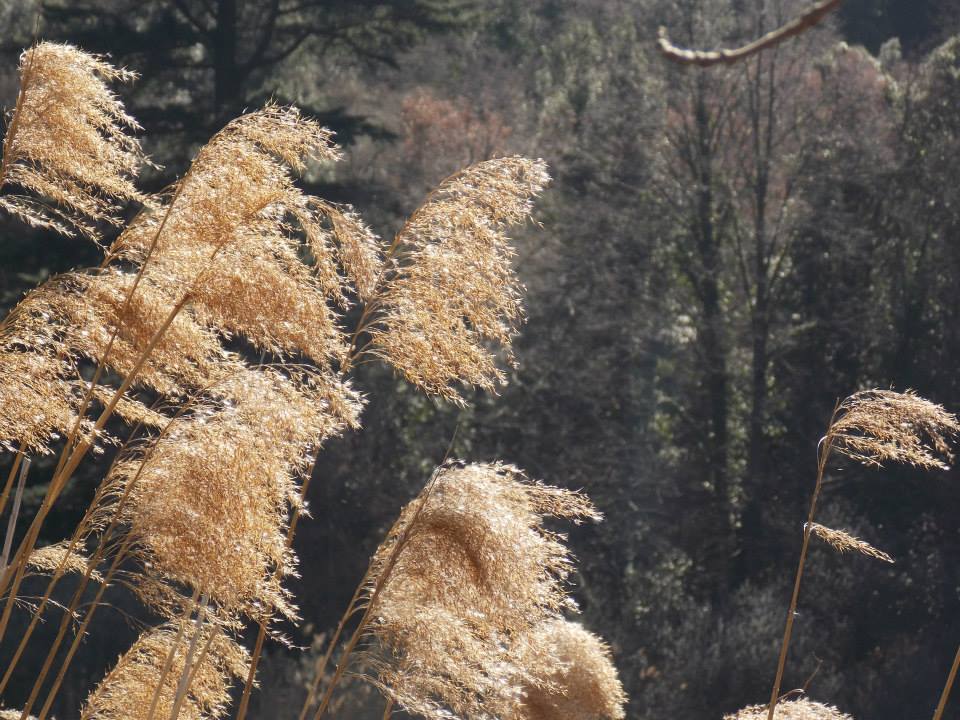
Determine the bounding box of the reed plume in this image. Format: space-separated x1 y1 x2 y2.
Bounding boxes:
808 523 893 563
828 389 959 470
82 621 248 720
26 541 103 581
367 157 549 403
727 699 853 719
765 389 959 720
358 462 602 720
0 42 144 241
312 200 383 302
110 105 350 367
108 367 359 622
515 618 626 720
0 346 86 455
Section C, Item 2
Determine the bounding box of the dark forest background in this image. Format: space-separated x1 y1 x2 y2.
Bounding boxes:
1 1 959 718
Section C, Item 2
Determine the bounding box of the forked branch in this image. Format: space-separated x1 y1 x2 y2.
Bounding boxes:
657 0 843 67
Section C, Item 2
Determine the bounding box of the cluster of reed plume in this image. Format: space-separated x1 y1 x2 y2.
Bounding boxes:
0 42 625 720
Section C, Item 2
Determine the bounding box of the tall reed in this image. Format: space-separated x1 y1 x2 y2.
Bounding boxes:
760 390 958 720
0 38 629 720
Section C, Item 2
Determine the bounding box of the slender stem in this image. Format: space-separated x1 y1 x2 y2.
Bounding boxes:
237 456 322 720
0 457 30 573
0 451 25 521
169 595 209 720
312 471 445 720
766 402 840 720
381 697 394 720
29 535 135 720
933 645 960 720
145 589 201 720
297 582 368 720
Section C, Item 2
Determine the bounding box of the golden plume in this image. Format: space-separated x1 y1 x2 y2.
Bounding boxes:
516 618 626 720
0 42 145 240
82 621 247 720
828 389 959 470
363 462 600 720
725 699 854 720
367 157 549 403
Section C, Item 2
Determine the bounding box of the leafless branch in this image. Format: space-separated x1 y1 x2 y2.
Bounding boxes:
657 0 843 67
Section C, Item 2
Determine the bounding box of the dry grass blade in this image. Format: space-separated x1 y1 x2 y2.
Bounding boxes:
808 523 893 563
368 157 549 404
364 462 600 720
726 698 854 719
0 42 145 240
516 619 626 720
828 389 960 470
82 622 247 720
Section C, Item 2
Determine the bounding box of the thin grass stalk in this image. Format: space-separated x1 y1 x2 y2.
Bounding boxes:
0 450 25 520
0 457 30 572
144 589 201 720
311 471 445 720
168 595 209 720
381 697 394 720
0 42 38 184
26 534 135 720
766 402 840 720
236 456 322 720
0 398 179 696
297 581 368 720
0 289 193 644
932 644 960 720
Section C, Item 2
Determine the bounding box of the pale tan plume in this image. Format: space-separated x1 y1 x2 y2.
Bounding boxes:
368 157 549 404
808 523 893 563
82 621 247 720
828 389 959 470
0 42 145 241
725 699 854 720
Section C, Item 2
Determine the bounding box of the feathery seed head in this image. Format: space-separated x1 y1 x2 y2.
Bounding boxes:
369 157 549 403
808 523 893 563
83 622 247 720
27 541 104 581
516 619 627 720
112 366 357 620
366 462 598 720
724 699 854 720
828 389 959 470
311 199 383 302
0 346 85 454
0 42 145 240
110 106 354 365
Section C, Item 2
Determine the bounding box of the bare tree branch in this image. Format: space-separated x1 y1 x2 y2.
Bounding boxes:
657 0 843 67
